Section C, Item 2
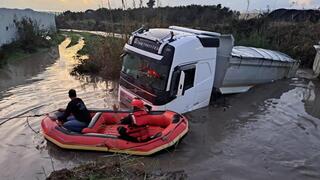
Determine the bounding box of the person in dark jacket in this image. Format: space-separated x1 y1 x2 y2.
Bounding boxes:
57 89 91 133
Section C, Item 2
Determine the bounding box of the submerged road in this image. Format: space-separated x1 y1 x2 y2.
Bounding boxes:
0 38 320 180
0 38 118 179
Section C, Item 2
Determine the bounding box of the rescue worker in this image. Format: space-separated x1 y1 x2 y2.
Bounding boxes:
117 98 170 142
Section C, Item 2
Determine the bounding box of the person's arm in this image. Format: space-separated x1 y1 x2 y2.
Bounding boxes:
120 114 133 125
57 102 72 122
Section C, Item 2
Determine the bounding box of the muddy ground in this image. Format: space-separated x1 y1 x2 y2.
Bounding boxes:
0 38 319 180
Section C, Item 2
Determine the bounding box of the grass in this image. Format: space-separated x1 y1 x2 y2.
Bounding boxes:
77 32 103 56
0 32 65 66
61 31 81 48
46 155 187 180
50 32 66 46
6 48 49 62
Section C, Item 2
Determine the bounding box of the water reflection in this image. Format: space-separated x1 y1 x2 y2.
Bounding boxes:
303 80 320 119
73 74 119 94
0 47 59 91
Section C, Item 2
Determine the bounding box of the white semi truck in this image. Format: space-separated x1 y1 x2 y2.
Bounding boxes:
119 26 299 113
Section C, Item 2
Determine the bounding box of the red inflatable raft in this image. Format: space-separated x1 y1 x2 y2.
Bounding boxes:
41 110 188 156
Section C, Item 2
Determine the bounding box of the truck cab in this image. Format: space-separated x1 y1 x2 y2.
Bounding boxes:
119 26 225 113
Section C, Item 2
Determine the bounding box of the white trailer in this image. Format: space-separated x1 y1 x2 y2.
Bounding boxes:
119 26 299 113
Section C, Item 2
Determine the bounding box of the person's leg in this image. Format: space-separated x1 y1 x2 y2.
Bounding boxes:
63 118 87 133
117 126 139 142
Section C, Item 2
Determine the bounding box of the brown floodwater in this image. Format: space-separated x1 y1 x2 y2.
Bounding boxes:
0 39 320 180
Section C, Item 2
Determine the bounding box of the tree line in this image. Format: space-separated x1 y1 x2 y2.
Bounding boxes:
56 5 320 67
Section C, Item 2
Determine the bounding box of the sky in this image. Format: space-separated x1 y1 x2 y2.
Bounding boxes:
0 0 319 12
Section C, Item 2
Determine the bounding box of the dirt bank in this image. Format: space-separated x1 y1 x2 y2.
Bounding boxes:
47 155 187 180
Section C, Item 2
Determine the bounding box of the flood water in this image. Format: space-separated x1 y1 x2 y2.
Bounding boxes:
0 39 320 180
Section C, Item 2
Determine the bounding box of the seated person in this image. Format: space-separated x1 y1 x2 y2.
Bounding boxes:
57 89 91 133
117 98 169 142
117 98 148 142
120 98 148 126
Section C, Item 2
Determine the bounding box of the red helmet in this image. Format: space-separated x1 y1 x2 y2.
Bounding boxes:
131 98 144 109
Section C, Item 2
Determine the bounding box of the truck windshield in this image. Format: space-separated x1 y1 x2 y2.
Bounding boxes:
121 53 170 91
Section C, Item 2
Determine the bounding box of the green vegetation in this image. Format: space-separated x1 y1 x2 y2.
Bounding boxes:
50 33 66 46
62 31 81 48
210 19 320 67
56 5 238 34
64 31 125 80
0 17 64 66
56 5 320 68
0 51 5 67
76 32 102 56
14 17 50 53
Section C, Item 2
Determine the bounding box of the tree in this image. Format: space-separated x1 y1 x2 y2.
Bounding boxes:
146 0 155 8
139 0 143 8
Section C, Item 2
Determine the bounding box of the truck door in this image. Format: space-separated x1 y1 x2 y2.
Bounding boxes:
167 64 196 113
194 62 214 109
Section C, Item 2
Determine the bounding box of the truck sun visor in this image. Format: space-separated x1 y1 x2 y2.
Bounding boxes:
198 37 220 47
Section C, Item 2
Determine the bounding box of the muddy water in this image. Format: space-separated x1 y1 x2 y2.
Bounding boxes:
0 38 320 180
149 78 320 180
0 39 118 180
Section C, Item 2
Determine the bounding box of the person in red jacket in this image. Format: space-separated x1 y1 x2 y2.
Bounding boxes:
117 98 169 142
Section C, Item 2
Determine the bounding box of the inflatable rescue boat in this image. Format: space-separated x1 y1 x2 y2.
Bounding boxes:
41 110 188 155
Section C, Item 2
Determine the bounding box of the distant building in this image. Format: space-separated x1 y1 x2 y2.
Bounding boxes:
0 8 56 47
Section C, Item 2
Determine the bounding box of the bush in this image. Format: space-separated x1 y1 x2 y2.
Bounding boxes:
0 49 5 65
71 33 125 80
14 17 51 53
223 20 320 67
50 32 66 46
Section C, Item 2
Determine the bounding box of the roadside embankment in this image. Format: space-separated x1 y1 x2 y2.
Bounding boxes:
0 17 64 67
0 46 59 90
46 156 187 180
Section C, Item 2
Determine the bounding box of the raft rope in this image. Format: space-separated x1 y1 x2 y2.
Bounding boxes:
0 109 56 126
26 117 40 134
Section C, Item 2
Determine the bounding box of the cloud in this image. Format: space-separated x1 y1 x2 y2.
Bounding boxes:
289 0 313 6
82 0 94 5
56 0 95 5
